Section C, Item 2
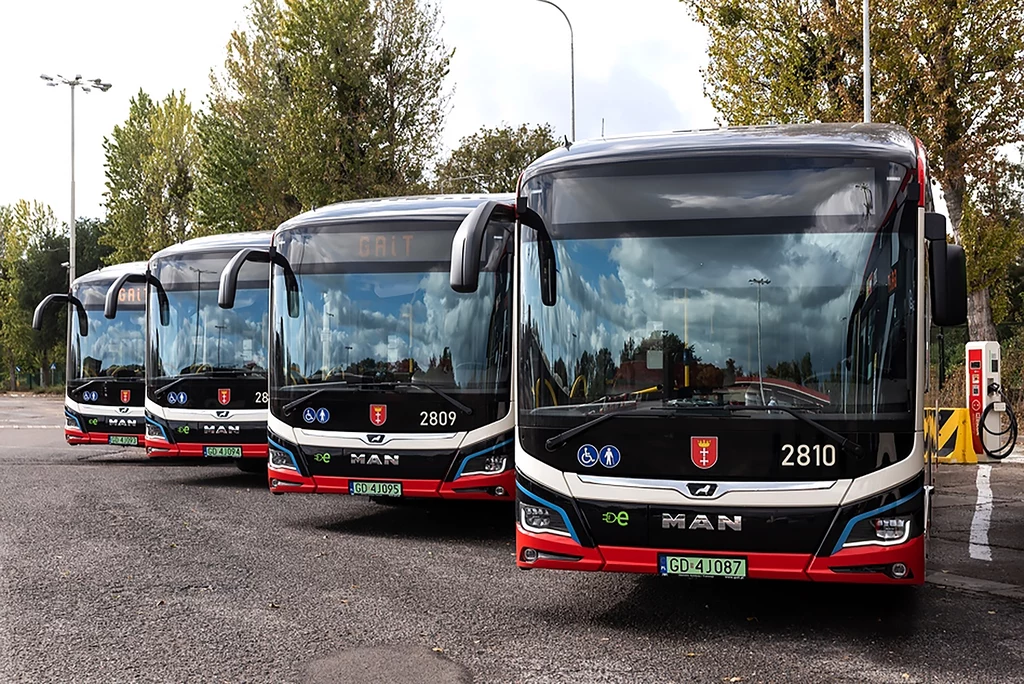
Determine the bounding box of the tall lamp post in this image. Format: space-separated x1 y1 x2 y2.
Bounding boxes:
749 278 770 405
863 0 871 122
533 0 575 141
40 74 112 285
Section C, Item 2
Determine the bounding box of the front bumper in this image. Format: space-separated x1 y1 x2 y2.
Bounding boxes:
514 473 926 585
267 468 515 500
145 417 267 459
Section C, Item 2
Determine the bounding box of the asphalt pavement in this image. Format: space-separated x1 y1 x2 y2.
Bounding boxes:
1 394 1023 684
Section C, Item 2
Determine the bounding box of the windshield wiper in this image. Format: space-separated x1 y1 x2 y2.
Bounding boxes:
282 381 472 417
68 378 116 396
719 405 866 459
545 407 643 451
153 369 267 398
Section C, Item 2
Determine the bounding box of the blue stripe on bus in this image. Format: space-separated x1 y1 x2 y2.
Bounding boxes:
516 481 580 545
452 438 514 480
831 487 922 555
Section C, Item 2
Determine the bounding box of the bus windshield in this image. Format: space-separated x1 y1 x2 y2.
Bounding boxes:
148 251 269 386
273 219 513 397
69 281 145 383
519 155 916 425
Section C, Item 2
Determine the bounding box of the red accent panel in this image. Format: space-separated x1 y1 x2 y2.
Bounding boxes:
439 470 515 501
807 535 925 585
517 532 926 585
145 441 267 459
311 475 442 497
65 428 146 448
267 468 316 494
516 527 605 571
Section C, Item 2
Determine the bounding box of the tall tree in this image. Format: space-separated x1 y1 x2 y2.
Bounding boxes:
74 218 114 276
100 90 155 264
433 123 559 193
0 201 69 386
102 90 203 263
679 0 1024 340
196 0 300 234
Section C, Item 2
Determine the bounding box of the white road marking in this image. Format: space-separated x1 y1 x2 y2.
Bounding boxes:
969 464 994 561
0 425 63 429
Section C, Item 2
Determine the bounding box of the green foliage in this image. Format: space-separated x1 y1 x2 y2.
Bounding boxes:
679 0 1024 340
101 89 204 263
433 123 559 193
0 201 69 385
195 0 300 233
74 218 114 276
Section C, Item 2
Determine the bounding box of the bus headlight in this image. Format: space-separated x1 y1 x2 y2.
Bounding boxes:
872 517 911 541
146 423 166 441
519 501 571 538
459 454 507 477
269 446 297 470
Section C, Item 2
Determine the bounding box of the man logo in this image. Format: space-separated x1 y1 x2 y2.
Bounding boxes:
117 407 131 414
686 483 718 497
367 434 386 444
661 513 742 531
690 436 718 469
203 424 240 435
107 418 138 428
350 453 399 466
215 410 231 419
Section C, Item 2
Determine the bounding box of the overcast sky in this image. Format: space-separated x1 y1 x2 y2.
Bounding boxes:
0 0 718 226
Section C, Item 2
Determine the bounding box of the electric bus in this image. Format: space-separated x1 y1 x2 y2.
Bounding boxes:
105 232 272 471
218 195 515 499
450 124 968 584
33 262 148 447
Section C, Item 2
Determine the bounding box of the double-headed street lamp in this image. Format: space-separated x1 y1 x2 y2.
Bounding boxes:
40 73 112 285
533 0 575 141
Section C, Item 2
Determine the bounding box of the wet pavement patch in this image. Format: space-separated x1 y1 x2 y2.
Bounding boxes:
305 646 473 684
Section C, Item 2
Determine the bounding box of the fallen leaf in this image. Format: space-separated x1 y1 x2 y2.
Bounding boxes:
686 653 697 658
432 647 444 653
988 610 996 614
269 602 280 609
156 600 166 606
901 675 910 680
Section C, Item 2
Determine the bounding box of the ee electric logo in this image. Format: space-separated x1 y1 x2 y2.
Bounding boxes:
601 511 629 527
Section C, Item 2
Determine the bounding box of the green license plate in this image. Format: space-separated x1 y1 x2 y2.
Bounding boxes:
659 554 747 578
108 435 138 446
349 481 402 497
204 445 243 458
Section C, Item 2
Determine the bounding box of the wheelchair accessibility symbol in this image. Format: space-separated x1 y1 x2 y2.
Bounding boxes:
577 444 599 467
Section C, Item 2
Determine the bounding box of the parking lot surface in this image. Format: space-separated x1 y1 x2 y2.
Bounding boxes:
1 394 1023 683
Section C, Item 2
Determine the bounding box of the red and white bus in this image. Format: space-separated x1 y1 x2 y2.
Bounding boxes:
450 124 967 584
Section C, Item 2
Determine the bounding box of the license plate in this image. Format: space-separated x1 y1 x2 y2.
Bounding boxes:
204 445 243 458
349 481 402 497
108 435 138 446
658 554 747 578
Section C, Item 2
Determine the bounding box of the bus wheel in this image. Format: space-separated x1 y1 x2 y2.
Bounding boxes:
236 459 266 474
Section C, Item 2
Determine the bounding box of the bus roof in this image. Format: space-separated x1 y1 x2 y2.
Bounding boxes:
71 260 148 288
148 231 274 263
525 123 919 178
277 193 516 233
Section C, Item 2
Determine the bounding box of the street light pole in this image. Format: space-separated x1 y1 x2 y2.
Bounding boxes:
534 0 575 141
40 74 112 285
749 278 770 405
863 0 871 123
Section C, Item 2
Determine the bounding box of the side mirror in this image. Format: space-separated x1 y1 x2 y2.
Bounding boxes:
925 212 947 241
450 201 515 294
106 273 168 325
930 240 968 327
33 293 88 337
219 247 298 318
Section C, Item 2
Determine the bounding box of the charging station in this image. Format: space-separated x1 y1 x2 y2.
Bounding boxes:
966 341 1016 460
